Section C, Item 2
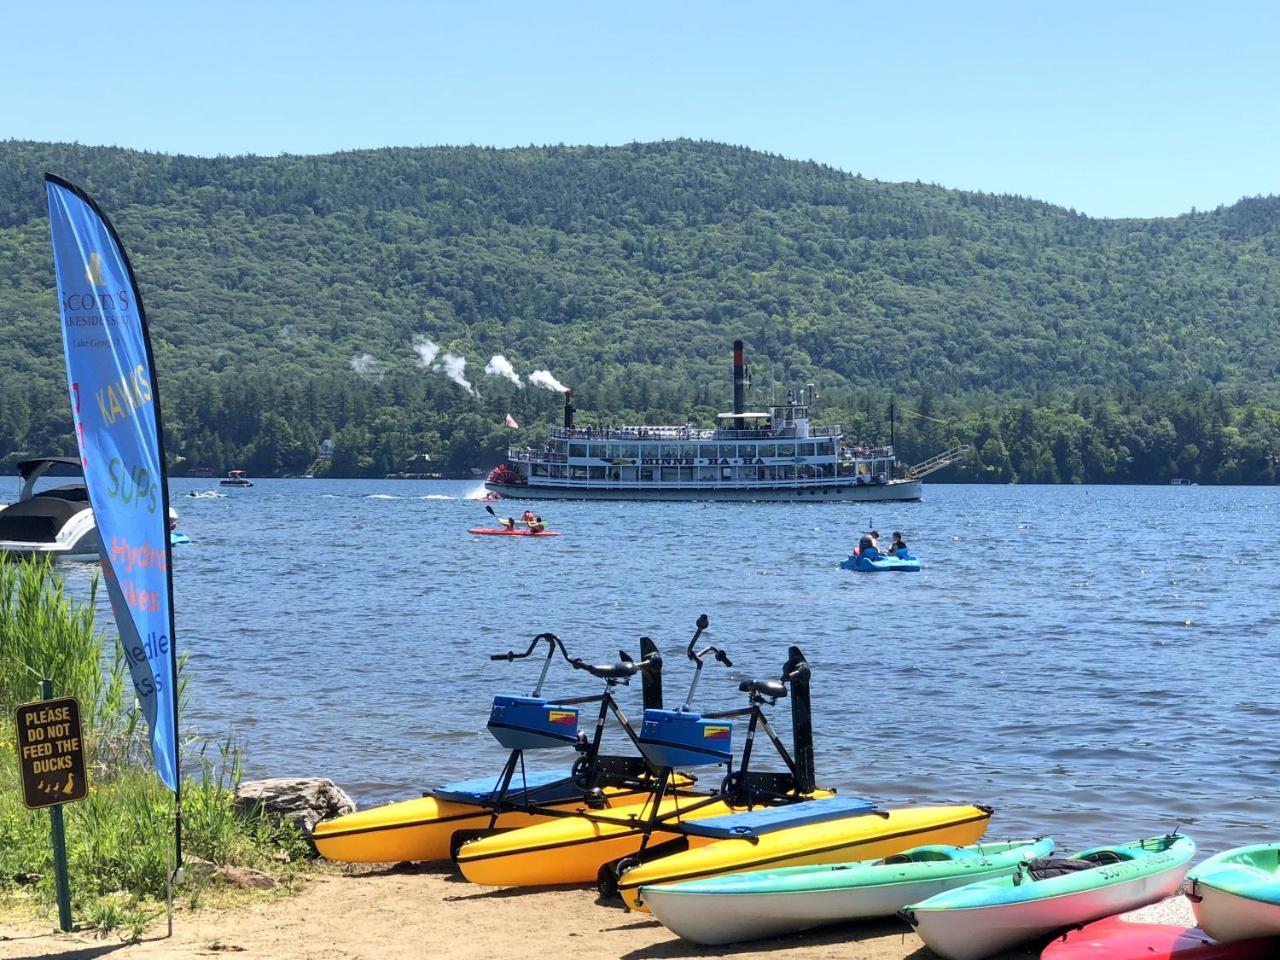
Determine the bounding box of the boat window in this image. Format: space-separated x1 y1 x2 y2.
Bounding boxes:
759 443 776 458
680 444 698 460
621 467 637 481
589 466 606 480
531 464 547 477
720 466 733 480
817 440 834 456
679 467 695 482
639 467 654 482
738 443 756 459
660 467 679 482
589 444 607 458
619 444 639 459
569 443 587 458
779 465 796 480
798 443 816 457
554 440 569 454
775 443 793 458
571 466 588 479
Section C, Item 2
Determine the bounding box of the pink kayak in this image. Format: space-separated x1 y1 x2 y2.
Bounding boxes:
467 528 560 537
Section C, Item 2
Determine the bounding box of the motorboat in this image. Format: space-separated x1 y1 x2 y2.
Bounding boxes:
0 457 99 562
220 469 253 487
0 456 184 563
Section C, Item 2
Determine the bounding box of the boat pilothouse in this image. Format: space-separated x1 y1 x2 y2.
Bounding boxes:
486 341 963 502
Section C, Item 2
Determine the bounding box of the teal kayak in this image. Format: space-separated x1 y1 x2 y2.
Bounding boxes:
901 833 1197 960
840 552 920 572
643 838 1052 945
1188 843 1280 942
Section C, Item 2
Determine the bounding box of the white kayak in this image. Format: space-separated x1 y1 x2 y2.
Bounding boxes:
1187 843 1280 942
643 838 1052 945
901 834 1197 960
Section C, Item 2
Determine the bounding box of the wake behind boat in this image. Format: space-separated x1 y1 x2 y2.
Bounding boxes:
485 340 965 502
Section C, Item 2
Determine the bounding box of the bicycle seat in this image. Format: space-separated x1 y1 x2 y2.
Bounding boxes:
738 678 787 699
574 659 639 680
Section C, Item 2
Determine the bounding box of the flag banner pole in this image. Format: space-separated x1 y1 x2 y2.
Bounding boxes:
44 176 182 871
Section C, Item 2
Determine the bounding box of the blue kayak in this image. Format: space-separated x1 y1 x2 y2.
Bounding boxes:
840 552 920 572
170 531 192 546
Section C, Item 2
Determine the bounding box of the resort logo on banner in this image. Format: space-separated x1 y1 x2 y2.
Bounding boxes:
45 175 179 793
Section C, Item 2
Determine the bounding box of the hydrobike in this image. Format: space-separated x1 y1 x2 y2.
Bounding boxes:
455 639 992 898
312 627 694 863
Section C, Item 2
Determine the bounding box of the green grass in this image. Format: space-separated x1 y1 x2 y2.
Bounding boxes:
0 558 313 937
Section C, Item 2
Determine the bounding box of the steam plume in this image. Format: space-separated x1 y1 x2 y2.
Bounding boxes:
440 353 476 396
484 354 522 386
412 336 439 368
529 370 568 393
350 353 385 381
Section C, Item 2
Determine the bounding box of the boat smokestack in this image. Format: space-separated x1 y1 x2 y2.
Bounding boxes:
733 340 745 418
563 389 574 430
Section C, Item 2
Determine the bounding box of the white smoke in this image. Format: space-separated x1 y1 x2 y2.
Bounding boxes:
412 336 440 369
350 353 386 381
484 354 522 387
440 353 477 396
529 369 569 393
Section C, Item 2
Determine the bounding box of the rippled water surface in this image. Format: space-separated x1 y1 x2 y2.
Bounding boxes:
69 480 1279 854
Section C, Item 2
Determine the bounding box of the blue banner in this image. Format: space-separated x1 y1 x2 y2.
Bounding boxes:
45 176 178 792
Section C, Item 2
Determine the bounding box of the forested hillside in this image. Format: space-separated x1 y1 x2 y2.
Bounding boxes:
0 139 1276 482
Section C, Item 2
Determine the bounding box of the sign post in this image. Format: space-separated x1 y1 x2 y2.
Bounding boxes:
15 680 88 932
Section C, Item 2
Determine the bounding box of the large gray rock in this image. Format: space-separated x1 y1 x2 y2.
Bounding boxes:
234 777 356 835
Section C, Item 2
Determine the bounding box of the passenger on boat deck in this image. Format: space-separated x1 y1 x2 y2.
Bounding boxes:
891 531 908 556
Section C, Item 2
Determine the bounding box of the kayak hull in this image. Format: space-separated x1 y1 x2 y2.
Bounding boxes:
468 528 559 537
1042 917 1280 960
455 792 732 887
840 554 920 572
905 835 1197 960
620 804 993 911
312 781 658 864
1188 843 1280 943
643 837 1049 945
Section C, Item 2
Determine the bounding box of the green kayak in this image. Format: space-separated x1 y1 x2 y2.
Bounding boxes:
901 833 1197 960
643 838 1053 945
1187 843 1280 942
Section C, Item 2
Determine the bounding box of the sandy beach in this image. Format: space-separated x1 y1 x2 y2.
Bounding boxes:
0 862 1196 960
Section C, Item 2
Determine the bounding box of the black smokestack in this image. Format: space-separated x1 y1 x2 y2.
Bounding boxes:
563 389 574 430
733 340 745 418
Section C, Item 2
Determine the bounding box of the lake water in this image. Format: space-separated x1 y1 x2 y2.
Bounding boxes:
63 480 1280 855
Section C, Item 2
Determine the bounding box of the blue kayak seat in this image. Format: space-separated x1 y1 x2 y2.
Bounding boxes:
430 769 578 805
682 795 880 840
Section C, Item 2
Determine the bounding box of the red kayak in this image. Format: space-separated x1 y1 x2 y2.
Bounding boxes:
1042 917 1279 960
468 528 560 537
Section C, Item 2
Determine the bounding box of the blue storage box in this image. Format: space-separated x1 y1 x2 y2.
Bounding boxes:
637 708 733 768
487 695 579 750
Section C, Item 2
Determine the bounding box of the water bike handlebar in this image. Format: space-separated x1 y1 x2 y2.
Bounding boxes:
488 632 569 663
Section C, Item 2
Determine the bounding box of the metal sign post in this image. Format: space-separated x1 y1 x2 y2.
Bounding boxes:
15 681 88 932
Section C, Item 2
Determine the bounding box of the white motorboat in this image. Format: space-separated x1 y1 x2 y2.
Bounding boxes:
0 457 99 562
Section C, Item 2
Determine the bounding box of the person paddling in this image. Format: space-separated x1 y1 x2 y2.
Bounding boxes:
891 530 909 557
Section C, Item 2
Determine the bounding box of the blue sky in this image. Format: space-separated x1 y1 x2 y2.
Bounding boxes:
5 0 1277 218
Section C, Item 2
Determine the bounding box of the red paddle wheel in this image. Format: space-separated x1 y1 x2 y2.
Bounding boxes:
486 463 525 486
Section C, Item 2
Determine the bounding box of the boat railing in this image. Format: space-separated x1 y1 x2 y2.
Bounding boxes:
550 426 716 441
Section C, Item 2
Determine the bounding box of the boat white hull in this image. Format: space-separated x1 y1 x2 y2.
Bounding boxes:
647 869 1011 945
912 868 1188 960
485 479 923 503
1192 885 1280 943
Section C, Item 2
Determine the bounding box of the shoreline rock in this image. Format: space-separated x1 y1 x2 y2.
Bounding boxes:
234 777 356 838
